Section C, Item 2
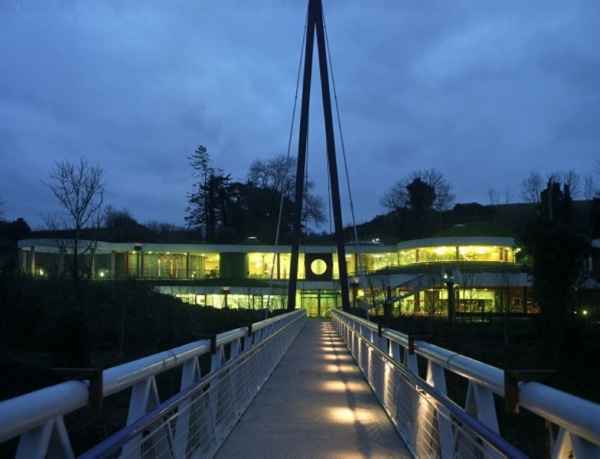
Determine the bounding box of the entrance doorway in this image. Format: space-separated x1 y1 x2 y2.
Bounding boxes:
301 290 339 318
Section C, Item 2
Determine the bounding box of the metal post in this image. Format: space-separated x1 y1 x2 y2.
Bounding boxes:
314 0 350 310
287 6 316 311
30 246 36 276
186 252 190 279
288 0 351 311
447 280 455 323
110 251 116 279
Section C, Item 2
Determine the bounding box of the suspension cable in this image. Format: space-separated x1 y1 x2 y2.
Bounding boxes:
326 152 333 234
322 8 359 245
267 7 308 310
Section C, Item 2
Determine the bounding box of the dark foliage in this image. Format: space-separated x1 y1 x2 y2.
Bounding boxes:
0 276 282 400
521 180 590 365
186 148 324 243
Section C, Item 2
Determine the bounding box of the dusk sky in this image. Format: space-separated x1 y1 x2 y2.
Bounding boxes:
1 1 599 229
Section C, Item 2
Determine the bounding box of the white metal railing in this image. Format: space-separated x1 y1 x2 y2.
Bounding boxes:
0 310 306 458
331 309 600 459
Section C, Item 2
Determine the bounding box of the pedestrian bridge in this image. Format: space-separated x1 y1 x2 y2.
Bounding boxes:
1 311 599 458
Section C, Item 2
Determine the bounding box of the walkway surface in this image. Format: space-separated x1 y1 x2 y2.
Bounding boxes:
217 320 410 458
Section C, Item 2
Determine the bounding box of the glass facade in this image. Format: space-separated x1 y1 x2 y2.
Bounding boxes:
357 252 398 273
333 254 356 278
398 249 417 266
143 253 186 279
126 251 220 279
175 293 289 310
19 238 532 317
189 253 220 278
458 246 514 263
247 252 305 280
396 245 516 266
417 246 457 263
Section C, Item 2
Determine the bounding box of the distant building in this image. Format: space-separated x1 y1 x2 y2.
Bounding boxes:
19 236 564 317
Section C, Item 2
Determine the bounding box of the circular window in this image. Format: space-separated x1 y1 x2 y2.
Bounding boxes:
310 258 328 276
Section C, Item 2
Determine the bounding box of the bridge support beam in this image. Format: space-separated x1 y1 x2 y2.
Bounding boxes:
288 0 351 311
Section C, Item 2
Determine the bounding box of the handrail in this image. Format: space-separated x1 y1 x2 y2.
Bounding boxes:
0 309 302 444
332 309 600 448
79 310 306 459
349 320 527 459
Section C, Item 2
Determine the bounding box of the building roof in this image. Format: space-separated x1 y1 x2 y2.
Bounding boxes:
18 236 518 255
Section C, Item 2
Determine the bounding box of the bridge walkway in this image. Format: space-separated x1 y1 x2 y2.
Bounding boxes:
216 320 410 458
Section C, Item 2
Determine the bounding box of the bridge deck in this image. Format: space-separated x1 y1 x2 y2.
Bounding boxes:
217 320 410 458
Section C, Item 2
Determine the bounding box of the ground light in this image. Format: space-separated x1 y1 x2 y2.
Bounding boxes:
321 380 369 393
326 407 377 425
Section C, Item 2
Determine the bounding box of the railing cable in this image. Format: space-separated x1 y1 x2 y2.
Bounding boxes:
266 6 308 310
322 6 359 245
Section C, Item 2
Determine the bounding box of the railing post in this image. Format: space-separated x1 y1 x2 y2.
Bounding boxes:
121 376 164 459
426 360 455 459
173 356 202 459
464 380 501 458
16 417 75 459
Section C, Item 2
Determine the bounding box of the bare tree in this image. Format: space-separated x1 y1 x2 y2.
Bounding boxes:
584 175 595 200
46 158 104 281
488 188 499 206
520 172 543 204
381 182 409 211
248 154 325 226
381 168 455 212
560 170 581 198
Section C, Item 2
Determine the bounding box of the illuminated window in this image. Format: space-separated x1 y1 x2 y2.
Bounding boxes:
247 253 304 279
189 253 219 278
143 253 186 279
333 254 356 278
127 252 139 276
398 249 417 266
417 246 457 263
356 253 397 274
247 252 277 279
278 253 305 280
311 258 328 275
458 246 514 263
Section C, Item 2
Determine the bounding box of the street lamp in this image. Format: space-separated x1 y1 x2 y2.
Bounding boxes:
444 271 456 324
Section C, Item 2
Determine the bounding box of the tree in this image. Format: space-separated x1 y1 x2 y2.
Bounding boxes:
523 178 589 365
584 175 596 200
104 206 137 229
248 154 325 228
488 188 499 206
520 171 544 204
560 170 581 198
0 196 5 221
103 206 148 242
381 169 454 212
185 146 226 241
46 158 104 281
407 178 435 216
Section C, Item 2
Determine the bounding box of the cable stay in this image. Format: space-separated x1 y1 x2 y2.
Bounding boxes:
266 6 308 310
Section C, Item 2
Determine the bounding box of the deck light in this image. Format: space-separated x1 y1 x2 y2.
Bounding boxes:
582 309 589 316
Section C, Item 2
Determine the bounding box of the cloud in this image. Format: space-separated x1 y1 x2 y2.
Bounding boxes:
1 0 599 229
